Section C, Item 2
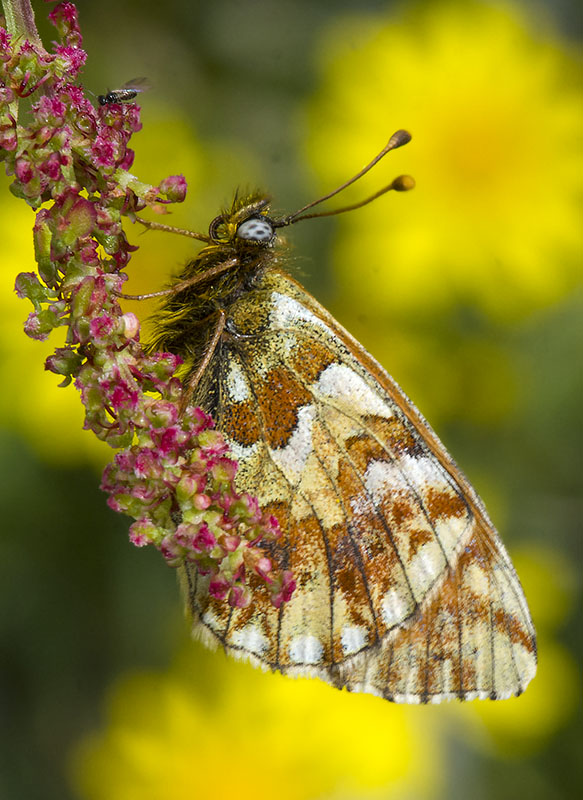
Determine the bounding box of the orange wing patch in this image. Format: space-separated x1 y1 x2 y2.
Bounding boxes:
182 269 536 702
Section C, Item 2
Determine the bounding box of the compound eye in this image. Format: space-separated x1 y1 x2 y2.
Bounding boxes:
236 217 274 243
209 214 228 241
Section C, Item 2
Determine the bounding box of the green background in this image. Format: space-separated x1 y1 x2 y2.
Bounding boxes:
0 1 581 799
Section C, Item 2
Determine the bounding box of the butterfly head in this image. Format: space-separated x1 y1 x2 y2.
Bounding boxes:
208 193 277 251
205 129 415 253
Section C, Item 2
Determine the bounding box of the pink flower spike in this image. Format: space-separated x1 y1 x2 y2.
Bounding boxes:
2 2 298 622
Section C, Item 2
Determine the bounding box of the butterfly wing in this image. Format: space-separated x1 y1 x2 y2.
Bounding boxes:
180 268 536 702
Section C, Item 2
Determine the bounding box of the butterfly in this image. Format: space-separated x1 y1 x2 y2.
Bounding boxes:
130 130 536 703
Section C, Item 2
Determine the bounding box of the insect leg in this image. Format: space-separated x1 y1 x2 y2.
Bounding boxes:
135 217 209 242
179 308 226 414
114 258 238 300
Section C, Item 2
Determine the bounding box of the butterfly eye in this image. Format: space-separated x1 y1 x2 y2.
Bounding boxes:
209 214 229 241
236 217 274 244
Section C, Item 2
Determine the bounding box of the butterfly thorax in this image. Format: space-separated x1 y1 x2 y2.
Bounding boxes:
150 191 282 371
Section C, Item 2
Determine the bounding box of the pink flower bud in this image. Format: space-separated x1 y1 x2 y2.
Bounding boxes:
229 585 251 608
174 523 196 547
159 175 187 203
192 493 211 510
209 577 230 600
220 534 241 553
262 514 281 540
211 457 238 482
129 518 156 547
192 525 217 553
90 313 116 342
255 557 273 581
121 312 140 340
270 571 297 608
15 158 34 184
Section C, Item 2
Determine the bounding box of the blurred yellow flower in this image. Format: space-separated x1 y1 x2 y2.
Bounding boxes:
71 644 445 800
305 1 582 321
69 545 578 800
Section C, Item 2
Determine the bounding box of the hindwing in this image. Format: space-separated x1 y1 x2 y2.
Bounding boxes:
180 268 537 702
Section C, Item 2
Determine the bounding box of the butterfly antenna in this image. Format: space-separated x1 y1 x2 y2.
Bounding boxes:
278 129 413 226
290 175 415 221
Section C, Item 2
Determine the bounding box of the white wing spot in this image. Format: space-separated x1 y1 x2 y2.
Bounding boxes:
227 440 259 462
270 404 314 483
364 455 440 501
226 357 250 402
341 625 368 656
381 589 410 627
364 459 410 499
317 363 394 417
464 562 491 597
270 293 331 333
230 624 269 656
289 634 324 664
202 609 221 630
409 542 445 586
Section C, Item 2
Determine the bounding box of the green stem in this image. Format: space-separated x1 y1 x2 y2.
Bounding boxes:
2 0 42 47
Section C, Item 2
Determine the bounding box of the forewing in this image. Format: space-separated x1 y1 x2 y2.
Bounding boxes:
181 269 536 702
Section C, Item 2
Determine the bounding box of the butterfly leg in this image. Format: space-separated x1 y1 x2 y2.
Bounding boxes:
134 217 208 242
114 258 238 301
179 308 226 414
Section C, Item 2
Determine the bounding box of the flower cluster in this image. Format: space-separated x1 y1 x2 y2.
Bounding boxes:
103 406 295 609
0 1 295 610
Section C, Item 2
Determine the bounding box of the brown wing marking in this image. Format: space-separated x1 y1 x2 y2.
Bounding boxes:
180 272 536 701
330 521 537 701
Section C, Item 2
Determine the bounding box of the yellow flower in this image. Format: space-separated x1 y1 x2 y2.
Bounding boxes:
70 644 445 800
70 538 578 799
305 1 582 321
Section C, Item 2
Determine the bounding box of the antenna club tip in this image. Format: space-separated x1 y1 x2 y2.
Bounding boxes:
388 129 412 149
392 174 416 192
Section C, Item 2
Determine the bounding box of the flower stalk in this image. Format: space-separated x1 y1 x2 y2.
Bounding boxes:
0 0 295 610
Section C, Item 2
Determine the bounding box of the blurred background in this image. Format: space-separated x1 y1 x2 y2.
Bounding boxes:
0 1 581 798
